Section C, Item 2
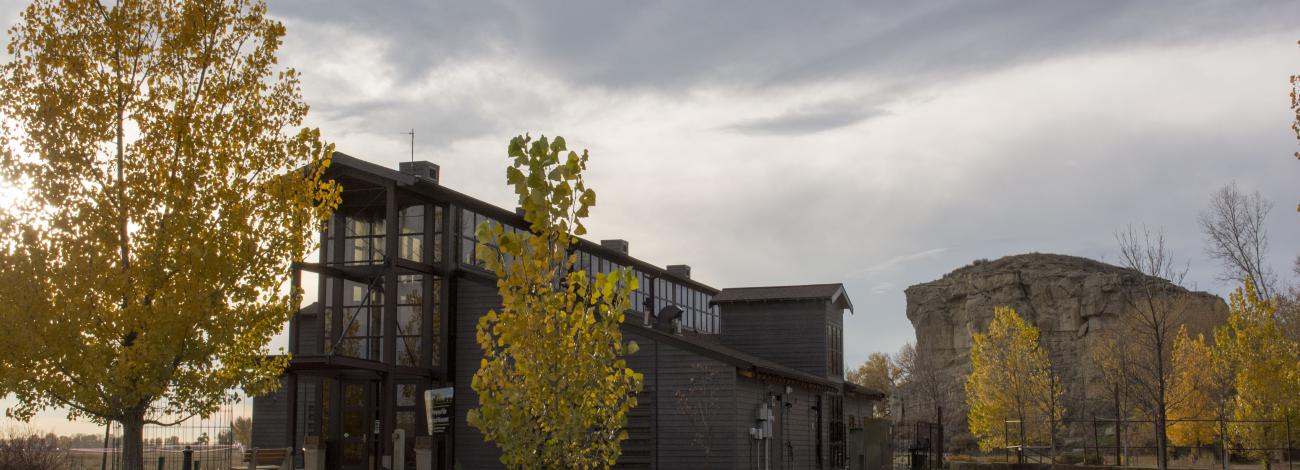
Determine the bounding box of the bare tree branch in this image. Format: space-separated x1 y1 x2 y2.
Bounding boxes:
1199 182 1276 299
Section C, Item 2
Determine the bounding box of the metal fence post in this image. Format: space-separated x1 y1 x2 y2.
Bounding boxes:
1286 415 1293 470
1004 420 1009 463
1019 419 1026 464
1211 415 1222 470
1092 415 1100 465
1115 384 1123 466
936 406 944 470
182 445 193 470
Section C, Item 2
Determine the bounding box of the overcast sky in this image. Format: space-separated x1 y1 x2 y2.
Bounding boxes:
4 0 1300 434
261 0 1300 361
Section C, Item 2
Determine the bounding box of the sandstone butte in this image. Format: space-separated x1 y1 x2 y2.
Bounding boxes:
903 253 1228 448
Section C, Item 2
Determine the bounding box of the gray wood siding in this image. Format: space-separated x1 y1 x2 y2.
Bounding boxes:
452 277 506 470
295 311 322 355
721 301 829 378
652 341 736 469
251 378 289 449
619 331 657 469
733 376 823 470
827 302 846 380
846 394 876 428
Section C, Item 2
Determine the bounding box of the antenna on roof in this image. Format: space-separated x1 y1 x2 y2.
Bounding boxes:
403 128 415 162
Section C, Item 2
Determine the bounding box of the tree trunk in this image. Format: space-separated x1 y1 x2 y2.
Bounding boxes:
1157 416 1170 470
121 409 146 470
1018 410 1027 464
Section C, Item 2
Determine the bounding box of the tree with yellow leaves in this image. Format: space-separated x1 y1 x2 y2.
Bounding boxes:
847 352 902 417
466 134 643 469
1291 39 1299 212
0 2 339 470
1215 282 1300 468
1168 326 1235 466
966 307 1065 460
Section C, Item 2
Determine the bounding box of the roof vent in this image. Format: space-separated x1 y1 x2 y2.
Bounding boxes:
667 264 691 279
655 305 683 333
601 239 629 255
399 161 439 183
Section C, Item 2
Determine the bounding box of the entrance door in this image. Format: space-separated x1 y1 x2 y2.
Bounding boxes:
339 381 375 470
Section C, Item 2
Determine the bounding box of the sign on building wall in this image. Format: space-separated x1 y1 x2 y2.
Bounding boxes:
425 388 454 434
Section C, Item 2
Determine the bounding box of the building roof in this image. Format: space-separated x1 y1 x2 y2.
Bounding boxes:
844 381 887 400
711 283 854 313
624 322 839 389
325 152 720 294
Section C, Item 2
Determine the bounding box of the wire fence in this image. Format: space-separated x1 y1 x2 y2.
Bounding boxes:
893 418 944 470
1001 416 1298 469
56 401 251 470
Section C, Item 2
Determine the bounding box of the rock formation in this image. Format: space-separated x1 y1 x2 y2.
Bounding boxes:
903 253 1228 448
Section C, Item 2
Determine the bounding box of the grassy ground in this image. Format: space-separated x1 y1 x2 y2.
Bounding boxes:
940 453 1296 470
65 447 239 470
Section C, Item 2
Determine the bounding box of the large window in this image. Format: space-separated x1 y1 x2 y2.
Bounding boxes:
395 275 422 367
393 274 443 367
631 270 648 313
397 205 445 264
339 280 383 361
828 323 843 376
647 277 718 334
431 205 443 263
575 250 641 311
395 383 421 469
321 277 336 355
829 394 846 468
398 206 423 263
428 278 442 367
460 208 528 270
344 214 386 265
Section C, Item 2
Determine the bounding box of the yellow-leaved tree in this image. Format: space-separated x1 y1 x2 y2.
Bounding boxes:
466 134 643 469
1168 327 1234 454
0 2 339 470
847 351 902 417
1215 282 1300 468
1291 39 1299 212
966 307 1064 460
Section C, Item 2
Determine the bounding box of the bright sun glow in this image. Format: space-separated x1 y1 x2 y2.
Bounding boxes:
0 178 25 212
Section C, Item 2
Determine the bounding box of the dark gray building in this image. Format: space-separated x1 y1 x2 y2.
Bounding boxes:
252 154 882 469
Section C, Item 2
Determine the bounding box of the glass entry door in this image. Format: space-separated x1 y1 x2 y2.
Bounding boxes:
339 381 376 470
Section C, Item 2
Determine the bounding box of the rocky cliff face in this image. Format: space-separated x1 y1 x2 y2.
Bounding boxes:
903 253 1228 446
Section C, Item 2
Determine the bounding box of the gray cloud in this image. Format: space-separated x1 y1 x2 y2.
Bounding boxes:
269 1 1298 91
725 102 890 135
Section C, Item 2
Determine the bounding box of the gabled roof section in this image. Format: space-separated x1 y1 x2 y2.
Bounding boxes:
624 323 837 389
331 152 417 186
322 151 720 294
711 283 854 313
844 381 886 400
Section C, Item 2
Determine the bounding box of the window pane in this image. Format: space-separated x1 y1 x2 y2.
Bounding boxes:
347 216 368 237
400 205 423 234
461 209 475 237
430 277 442 367
400 234 423 262
398 275 422 304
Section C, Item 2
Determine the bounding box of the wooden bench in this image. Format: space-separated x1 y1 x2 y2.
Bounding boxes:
231 447 292 470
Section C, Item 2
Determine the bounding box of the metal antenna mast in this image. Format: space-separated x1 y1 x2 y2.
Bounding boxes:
403 128 414 162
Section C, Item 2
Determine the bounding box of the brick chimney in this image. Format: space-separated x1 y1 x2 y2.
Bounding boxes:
600 239 629 255
398 161 439 183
